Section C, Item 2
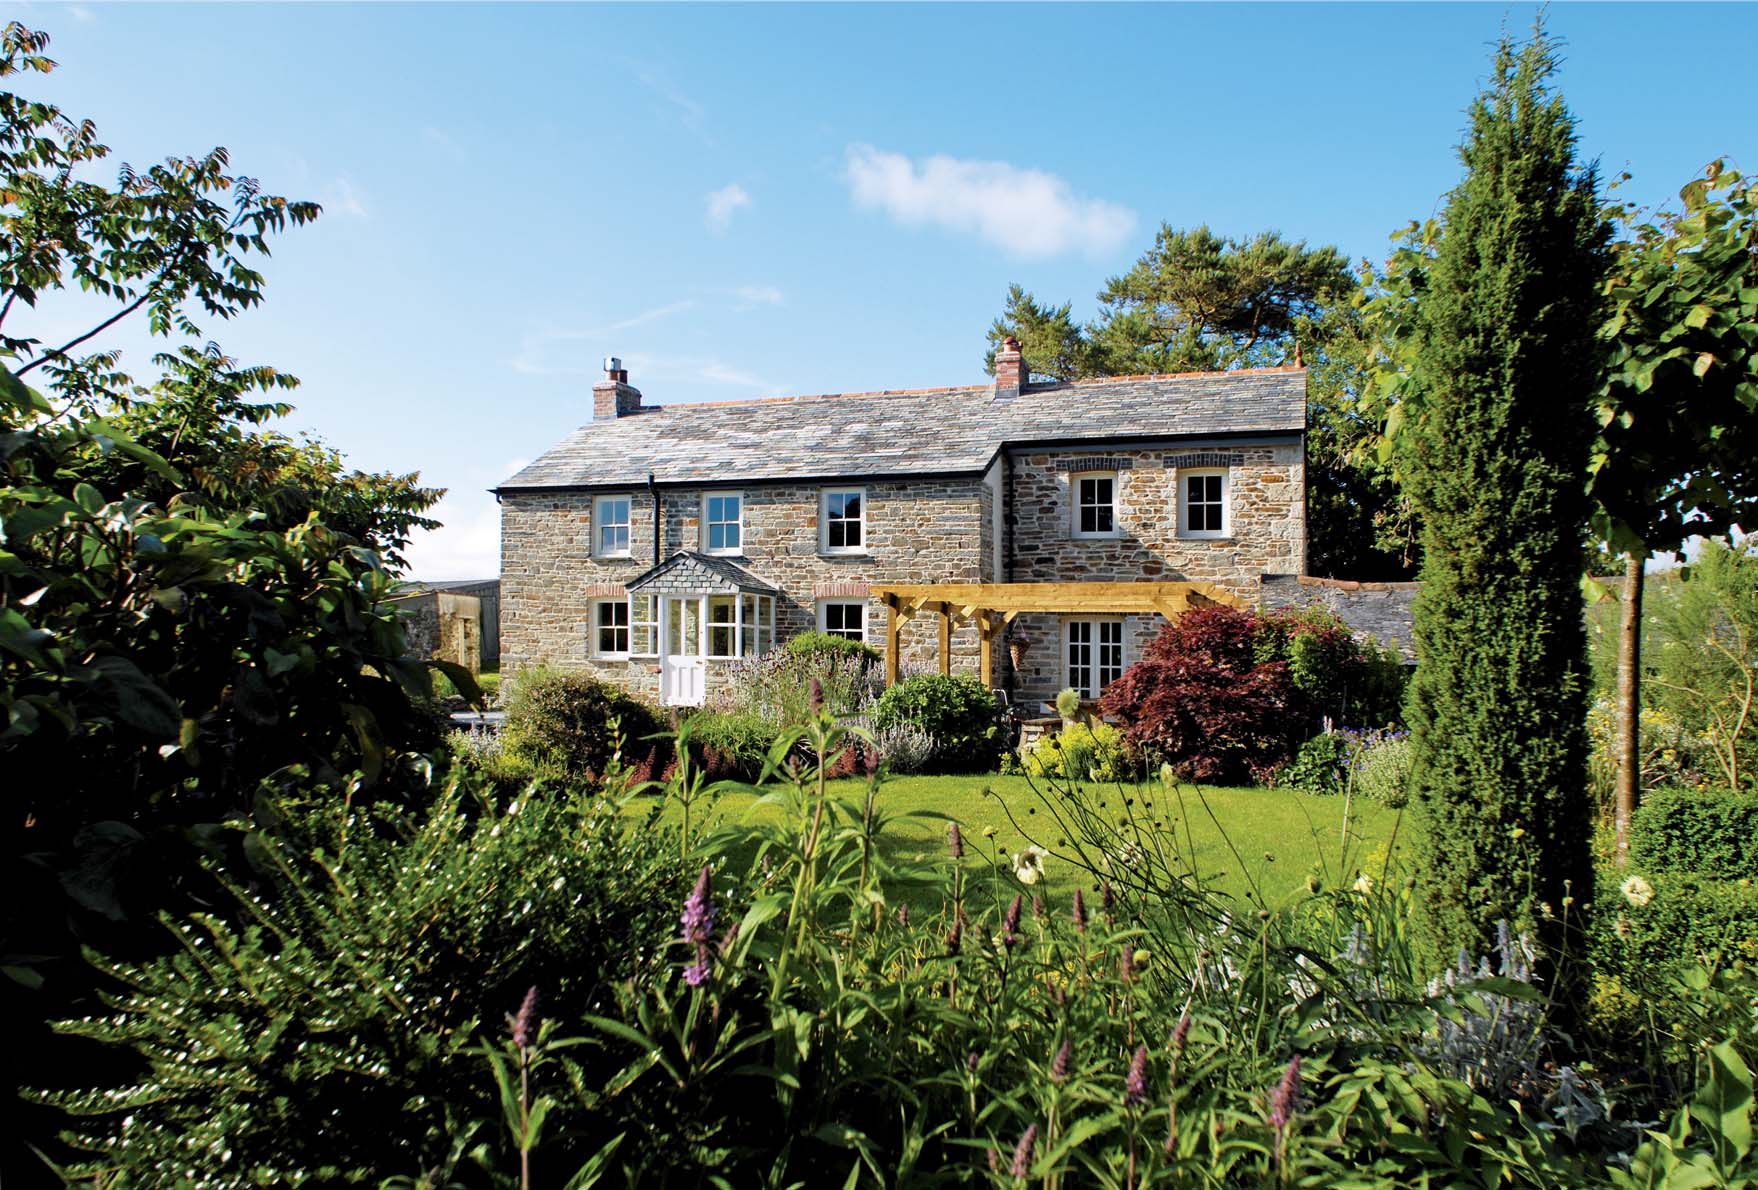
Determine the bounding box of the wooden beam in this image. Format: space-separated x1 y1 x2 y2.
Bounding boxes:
937 603 951 676
886 604 901 687
977 611 994 688
868 581 1245 615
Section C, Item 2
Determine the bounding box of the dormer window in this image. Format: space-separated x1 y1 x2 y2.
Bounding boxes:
1180 469 1229 538
702 492 743 555
594 495 631 557
1072 472 1118 539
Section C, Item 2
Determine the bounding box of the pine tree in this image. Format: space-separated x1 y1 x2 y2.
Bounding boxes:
1399 29 1609 961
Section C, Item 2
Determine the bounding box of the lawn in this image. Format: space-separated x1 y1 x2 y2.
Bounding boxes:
656 773 1414 912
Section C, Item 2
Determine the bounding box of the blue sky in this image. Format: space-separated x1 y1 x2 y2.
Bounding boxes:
19 2 1758 577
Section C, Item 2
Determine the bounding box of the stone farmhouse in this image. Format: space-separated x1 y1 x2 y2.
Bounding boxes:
496 338 1406 711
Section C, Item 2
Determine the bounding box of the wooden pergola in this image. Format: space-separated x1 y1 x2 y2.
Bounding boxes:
871 581 1245 687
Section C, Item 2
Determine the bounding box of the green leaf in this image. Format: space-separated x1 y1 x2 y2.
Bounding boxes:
90 655 181 737
72 483 104 514
232 665 279 726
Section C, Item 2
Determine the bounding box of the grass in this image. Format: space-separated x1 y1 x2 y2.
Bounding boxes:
658 772 1413 912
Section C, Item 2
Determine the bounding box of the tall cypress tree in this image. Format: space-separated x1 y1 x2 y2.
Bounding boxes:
1400 30 1609 962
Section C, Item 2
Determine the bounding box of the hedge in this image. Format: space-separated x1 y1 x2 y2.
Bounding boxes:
1629 787 1758 879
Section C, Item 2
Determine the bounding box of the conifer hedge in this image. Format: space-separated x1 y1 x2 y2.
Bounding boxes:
1397 32 1609 961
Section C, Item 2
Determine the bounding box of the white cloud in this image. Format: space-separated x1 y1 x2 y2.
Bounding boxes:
325 177 368 219
705 183 751 233
68 5 97 24
733 285 783 308
842 144 1136 259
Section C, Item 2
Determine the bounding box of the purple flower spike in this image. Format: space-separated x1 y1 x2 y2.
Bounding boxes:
1124 1043 1149 1106
1102 879 1116 923
967 1051 981 1074
1010 1123 1038 1178
1002 894 1023 948
1172 1011 1192 1053
680 864 718 987
809 677 824 717
1050 1039 1071 1083
896 903 910 928
509 985 539 1049
947 913 964 956
1268 1054 1302 1130
948 822 964 860
681 865 716 946
1072 888 1088 933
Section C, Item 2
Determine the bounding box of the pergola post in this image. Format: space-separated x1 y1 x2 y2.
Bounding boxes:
885 601 901 687
936 602 951 677
977 610 995 689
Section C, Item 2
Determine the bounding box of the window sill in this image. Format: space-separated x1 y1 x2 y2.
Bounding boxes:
593 654 631 662
1070 533 1125 542
1178 534 1233 542
593 553 634 561
702 551 745 559
819 549 871 559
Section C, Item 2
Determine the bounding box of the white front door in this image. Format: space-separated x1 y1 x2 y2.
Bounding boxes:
660 596 706 706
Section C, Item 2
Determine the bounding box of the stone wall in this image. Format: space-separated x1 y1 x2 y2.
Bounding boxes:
499 477 988 691
1258 574 1419 660
995 440 1303 707
1005 441 1304 594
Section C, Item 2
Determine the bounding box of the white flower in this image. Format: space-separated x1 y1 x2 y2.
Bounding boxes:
1352 873 1374 895
1013 845 1048 886
1621 875 1655 908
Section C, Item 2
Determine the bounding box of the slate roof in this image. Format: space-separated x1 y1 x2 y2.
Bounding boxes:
497 368 1306 491
626 551 783 596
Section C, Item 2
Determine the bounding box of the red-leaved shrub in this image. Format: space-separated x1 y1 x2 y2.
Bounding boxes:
1100 605 1298 784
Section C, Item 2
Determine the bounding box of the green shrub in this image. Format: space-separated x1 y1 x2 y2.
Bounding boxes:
871 673 1002 774
1023 720 1138 782
783 630 882 666
1349 730 1414 808
1284 732 1349 796
681 709 777 783
41 765 683 1183
500 667 667 785
1630 787 1758 879
710 647 882 726
1595 869 1758 981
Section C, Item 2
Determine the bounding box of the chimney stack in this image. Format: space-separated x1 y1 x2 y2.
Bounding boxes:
594 356 643 420
994 335 1027 396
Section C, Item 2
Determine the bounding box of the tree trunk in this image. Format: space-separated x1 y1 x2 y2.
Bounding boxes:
1613 552 1646 861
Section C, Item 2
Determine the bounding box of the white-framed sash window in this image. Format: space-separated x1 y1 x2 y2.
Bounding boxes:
702 492 743 555
817 600 867 643
1179 469 1229 538
593 494 632 557
821 488 867 554
593 599 630 657
1072 471 1118 538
